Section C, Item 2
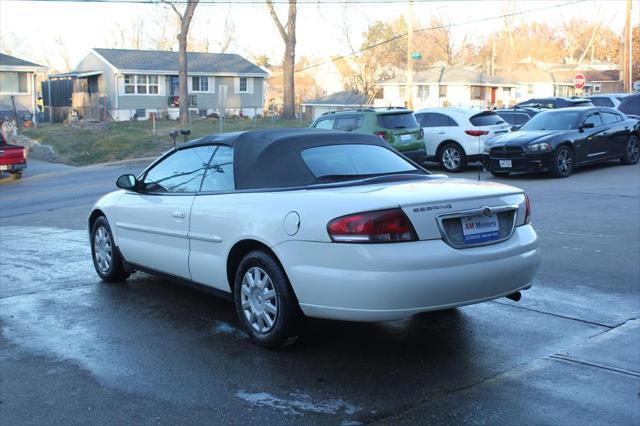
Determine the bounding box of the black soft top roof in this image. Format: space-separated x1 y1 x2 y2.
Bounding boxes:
184 128 392 190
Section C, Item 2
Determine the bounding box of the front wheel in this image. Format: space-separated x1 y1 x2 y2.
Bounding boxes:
234 250 302 348
91 216 130 282
620 136 640 165
439 143 467 172
550 146 574 178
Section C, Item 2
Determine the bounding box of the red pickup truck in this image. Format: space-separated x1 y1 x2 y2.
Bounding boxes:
0 132 27 179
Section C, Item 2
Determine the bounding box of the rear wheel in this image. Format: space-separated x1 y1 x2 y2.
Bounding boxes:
550 146 574 178
620 135 640 165
490 171 510 178
234 250 302 348
91 216 129 282
439 142 467 173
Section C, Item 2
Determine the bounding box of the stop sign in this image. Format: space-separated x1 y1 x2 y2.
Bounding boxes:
573 73 586 90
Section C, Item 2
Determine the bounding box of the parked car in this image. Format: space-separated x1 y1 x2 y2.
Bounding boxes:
588 93 629 108
516 97 593 109
414 107 511 172
89 129 540 347
484 107 639 178
494 107 543 129
0 131 26 179
617 93 640 118
309 108 426 162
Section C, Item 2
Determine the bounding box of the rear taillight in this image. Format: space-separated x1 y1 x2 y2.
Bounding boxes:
327 208 418 243
375 131 388 142
465 130 490 136
22 149 26 161
524 194 531 224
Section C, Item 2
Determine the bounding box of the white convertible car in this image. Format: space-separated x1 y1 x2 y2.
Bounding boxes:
89 129 540 347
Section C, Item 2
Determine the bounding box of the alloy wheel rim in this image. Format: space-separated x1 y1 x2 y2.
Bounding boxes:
629 139 639 162
558 149 572 174
94 226 112 273
240 267 278 333
443 147 460 170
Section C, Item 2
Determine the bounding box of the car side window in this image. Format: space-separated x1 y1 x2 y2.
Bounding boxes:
515 113 530 125
601 111 622 124
591 97 614 108
583 113 602 127
200 145 234 192
334 116 357 131
419 113 453 127
314 118 335 129
142 146 215 193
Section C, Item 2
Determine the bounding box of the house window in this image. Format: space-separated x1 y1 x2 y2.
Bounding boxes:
471 86 485 100
0 72 29 94
439 85 447 98
398 85 406 99
592 83 601 93
124 74 159 95
192 76 208 92
527 84 534 94
417 85 429 99
239 77 248 93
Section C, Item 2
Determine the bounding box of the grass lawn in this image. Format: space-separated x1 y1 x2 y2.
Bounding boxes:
22 118 311 166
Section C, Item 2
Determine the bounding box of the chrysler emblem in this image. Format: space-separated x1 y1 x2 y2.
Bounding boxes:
482 207 492 217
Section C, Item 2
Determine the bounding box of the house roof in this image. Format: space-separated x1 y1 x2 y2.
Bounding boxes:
92 48 267 75
0 52 47 71
301 91 371 106
380 66 514 86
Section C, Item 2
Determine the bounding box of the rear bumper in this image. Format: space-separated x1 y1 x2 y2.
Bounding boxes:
397 147 427 163
273 225 540 321
0 162 26 172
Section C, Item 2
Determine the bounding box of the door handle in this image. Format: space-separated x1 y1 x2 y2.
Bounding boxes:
437 131 446 135
172 211 186 219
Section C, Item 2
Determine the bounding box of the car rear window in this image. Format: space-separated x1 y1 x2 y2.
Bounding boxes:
618 96 640 116
589 97 614 107
301 144 417 179
469 112 505 126
376 112 418 129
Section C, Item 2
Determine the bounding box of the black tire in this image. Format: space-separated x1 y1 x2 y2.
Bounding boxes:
550 145 574 178
234 250 302 348
91 216 130 282
620 135 640 165
9 171 22 179
439 142 467 173
490 171 510 178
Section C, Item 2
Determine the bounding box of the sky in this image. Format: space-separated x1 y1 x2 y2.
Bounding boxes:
0 0 637 71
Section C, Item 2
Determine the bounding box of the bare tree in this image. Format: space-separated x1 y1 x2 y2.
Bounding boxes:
54 36 72 72
266 0 297 119
217 13 235 53
162 0 199 126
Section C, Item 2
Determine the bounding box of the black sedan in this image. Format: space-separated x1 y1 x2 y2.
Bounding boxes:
484 107 640 178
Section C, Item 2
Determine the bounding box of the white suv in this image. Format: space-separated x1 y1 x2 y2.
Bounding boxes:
415 107 511 172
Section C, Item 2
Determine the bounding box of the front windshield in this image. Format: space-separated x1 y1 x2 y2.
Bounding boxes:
520 110 582 131
301 144 420 181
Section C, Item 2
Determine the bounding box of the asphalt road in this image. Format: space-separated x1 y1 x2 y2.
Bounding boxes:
0 158 639 425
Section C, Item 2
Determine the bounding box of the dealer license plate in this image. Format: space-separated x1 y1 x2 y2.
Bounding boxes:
0 165 8 171
461 214 500 244
400 134 411 142
499 160 512 168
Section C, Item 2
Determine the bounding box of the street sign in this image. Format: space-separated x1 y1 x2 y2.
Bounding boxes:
411 52 422 60
573 73 586 90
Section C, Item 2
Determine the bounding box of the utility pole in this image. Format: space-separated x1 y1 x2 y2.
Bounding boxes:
406 0 414 109
623 0 632 92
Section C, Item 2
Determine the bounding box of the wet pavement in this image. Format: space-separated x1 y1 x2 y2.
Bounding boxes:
0 159 639 425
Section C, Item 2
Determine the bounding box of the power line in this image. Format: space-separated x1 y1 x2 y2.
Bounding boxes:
290 0 587 74
3 0 445 4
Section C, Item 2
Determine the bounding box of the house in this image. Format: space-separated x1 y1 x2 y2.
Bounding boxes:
495 68 576 102
301 91 373 120
66 48 268 121
377 66 517 109
0 53 47 123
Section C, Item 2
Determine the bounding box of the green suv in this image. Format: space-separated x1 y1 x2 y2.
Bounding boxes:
310 108 426 162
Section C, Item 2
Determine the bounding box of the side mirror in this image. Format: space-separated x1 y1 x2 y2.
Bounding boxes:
116 174 138 190
581 122 595 130
511 125 521 131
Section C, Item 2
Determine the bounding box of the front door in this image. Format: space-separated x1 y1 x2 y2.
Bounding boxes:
113 145 217 279
581 112 608 160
